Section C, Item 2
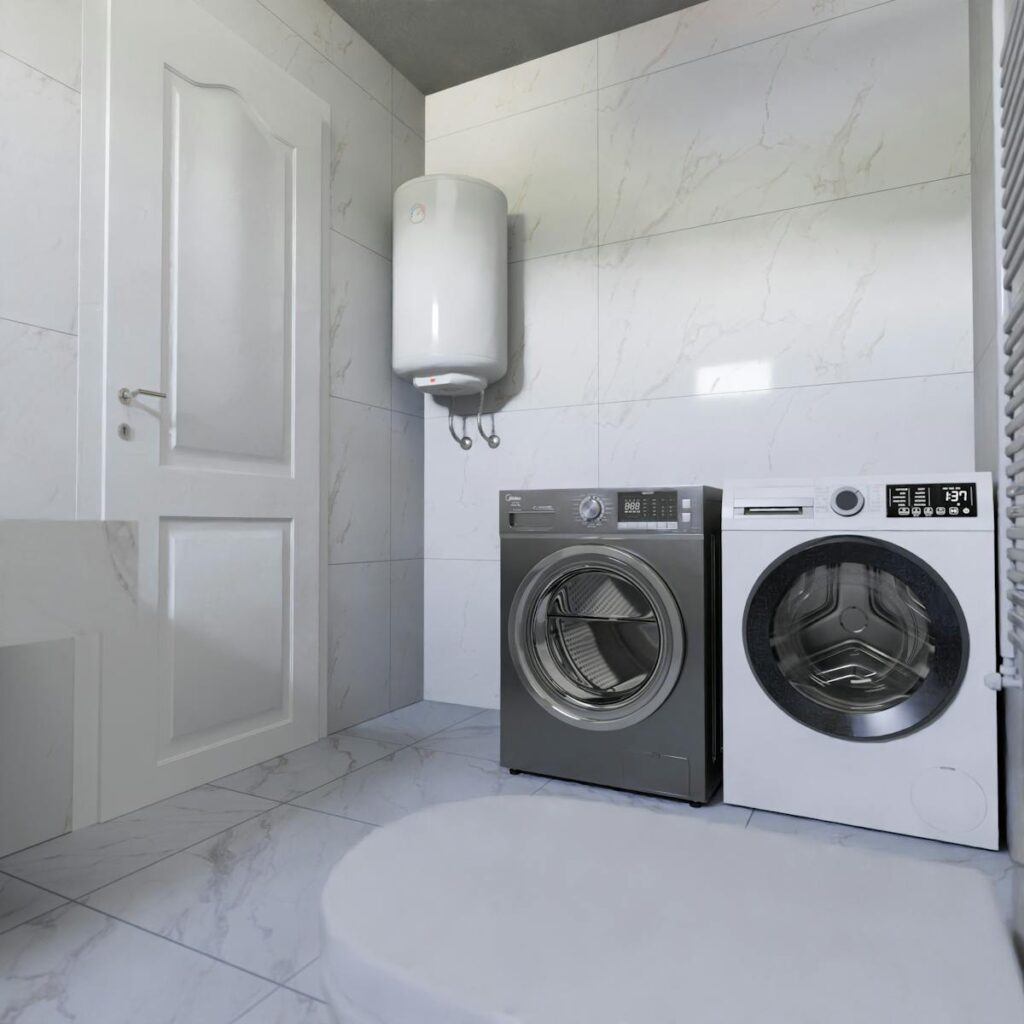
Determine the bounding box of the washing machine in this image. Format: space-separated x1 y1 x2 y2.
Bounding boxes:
722 474 998 848
500 487 722 803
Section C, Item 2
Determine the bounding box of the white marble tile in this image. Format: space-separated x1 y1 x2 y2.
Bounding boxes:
539 779 754 827
0 319 77 518
286 958 325 1001
294 746 544 825
212 733 400 803
328 398 391 563
390 412 424 559
0 52 79 334
391 375 425 418
599 178 972 403
597 0 885 88
417 710 501 762
389 560 424 711
423 559 501 708
427 41 597 139
257 0 392 107
0 904 272 1022
237 987 334 1024
327 562 391 732
344 699 483 746
392 68 424 136
392 114 425 198
424 404 599 560
0 873 65 935
0 785 274 898
85 805 372 983
598 0 970 245
426 92 598 262
597 373 976 488
329 231 392 409
0 0 83 90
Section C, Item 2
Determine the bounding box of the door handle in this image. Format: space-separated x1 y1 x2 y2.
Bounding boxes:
118 386 167 404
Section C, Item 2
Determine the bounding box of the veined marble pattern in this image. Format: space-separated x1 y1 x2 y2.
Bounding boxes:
416 710 500 762
597 0 888 89
392 69 425 136
0 319 77 518
293 746 545 826
423 404 599 560
0 52 80 335
423 559 501 708
0 873 65 935
598 0 969 245
389 560 425 710
328 398 391 564
327 562 391 732
0 785 274 899
236 987 334 1024
427 40 597 140
344 699 482 746
0 0 83 90
212 733 401 803
0 904 272 1023
596 373 975 488
390 412 425 560
598 178 972 403
84 805 371 983
392 114 425 195
286 958 326 1002
426 92 598 262
329 231 392 410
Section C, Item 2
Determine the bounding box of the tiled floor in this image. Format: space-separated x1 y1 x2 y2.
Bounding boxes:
1 699 1020 1022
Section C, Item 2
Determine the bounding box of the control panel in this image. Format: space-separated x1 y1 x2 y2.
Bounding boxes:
885 482 978 519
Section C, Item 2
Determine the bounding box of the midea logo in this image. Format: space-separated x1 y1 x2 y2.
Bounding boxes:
505 495 522 502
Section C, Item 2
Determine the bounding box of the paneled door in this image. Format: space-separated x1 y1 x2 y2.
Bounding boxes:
80 0 328 815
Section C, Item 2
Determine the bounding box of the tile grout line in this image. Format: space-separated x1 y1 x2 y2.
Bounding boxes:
0 313 78 339
0 46 80 93
329 224 393 263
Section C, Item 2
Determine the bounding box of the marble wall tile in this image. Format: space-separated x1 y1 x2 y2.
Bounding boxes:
84 805 373 983
327 561 391 731
389 559 424 710
0 874 65 935
597 373 976 488
427 41 597 139
598 0 970 245
0 52 79 334
392 68 425 137
0 785 274 898
329 232 392 409
328 398 391 563
391 413 424 560
424 404 599 560
424 559 501 708
426 92 598 262
237 988 334 1024
599 178 972 403
392 115 425 193
0 0 83 90
0 320 77 518
597 0 885 88
0 904 272 1022
258 0 392 106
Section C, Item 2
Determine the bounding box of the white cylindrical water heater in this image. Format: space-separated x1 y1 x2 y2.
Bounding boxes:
392 175 508 396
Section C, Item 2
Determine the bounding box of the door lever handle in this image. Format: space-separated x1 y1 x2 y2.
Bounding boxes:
118 386 167 404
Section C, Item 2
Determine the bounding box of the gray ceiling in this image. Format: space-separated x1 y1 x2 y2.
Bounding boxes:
326 0 707 94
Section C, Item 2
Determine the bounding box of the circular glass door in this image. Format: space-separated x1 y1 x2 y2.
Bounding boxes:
744 537 968 741
509 545 685 731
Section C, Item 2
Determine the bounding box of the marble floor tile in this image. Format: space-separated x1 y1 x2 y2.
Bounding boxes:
285 958 325 1002
84 805 372 983
0 785 276 898
0 903 272 1023
0 872 65 935
293 746 545 826
537 778 754 828
344 699 485 746
416 710 501 762
212 733 402 803
234 987 334 1024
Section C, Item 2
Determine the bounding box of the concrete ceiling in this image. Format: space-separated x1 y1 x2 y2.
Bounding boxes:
325 0 707 94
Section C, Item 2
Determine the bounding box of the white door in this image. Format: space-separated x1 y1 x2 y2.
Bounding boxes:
82 0 328 815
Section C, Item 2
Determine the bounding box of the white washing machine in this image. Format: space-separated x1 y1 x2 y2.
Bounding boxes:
722 474 998 849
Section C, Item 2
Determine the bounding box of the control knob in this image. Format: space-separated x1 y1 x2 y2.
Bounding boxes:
579 496 604 522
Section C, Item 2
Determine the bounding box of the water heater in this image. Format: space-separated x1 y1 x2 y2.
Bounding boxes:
392 175 508 400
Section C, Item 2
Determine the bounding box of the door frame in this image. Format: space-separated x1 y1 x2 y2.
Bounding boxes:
76 0 331 814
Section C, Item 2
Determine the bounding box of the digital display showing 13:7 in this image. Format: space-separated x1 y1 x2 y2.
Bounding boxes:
885 483 977 518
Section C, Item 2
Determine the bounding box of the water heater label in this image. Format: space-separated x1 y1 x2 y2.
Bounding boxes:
409 203 426 223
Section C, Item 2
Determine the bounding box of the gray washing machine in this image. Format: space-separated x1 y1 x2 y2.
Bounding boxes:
500 487 722 804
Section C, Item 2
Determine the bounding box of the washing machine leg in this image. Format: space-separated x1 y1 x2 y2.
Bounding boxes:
688 801 703 809
509 769 522 775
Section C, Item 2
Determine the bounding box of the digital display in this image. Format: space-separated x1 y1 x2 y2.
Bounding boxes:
617 490 678 523
886 483 977 519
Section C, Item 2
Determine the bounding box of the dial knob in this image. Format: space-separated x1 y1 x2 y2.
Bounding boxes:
579 496 604 522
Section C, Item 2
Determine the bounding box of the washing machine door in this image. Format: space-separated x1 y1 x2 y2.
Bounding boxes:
744 536 968 741
508 545 685 731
